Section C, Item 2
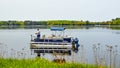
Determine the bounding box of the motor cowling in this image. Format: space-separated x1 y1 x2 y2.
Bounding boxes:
72 38 80 52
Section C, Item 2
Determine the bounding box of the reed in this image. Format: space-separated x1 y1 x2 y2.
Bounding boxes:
92 43 120 68
0 42 120 68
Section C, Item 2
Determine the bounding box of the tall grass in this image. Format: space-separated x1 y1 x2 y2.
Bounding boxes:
0 57 105 68
0 42 120 68
92 43 119 68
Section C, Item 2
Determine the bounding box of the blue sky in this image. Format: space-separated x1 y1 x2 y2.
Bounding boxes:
0 0 120 21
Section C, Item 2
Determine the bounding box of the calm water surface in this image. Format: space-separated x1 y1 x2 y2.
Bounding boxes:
0 27 120 66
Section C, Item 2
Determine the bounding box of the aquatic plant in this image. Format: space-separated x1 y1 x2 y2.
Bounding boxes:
92 43 120 68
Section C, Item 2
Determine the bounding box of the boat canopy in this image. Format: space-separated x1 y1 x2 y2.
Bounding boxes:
50 27 65 31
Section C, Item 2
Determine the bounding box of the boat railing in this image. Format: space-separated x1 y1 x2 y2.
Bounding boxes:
31 35 36 41
31 35 63 41
30 34 72 46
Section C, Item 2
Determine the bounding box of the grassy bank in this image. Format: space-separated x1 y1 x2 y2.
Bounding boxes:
0 57 106 68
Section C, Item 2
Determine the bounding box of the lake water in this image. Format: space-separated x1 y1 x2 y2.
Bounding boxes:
0 27 120 67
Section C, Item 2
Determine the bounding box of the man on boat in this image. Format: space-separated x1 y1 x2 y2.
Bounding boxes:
35 28 40 39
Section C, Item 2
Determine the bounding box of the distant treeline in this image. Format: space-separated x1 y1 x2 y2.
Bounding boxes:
0 18 120 26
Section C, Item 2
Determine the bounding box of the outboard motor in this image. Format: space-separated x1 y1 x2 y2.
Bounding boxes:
72 38 80 53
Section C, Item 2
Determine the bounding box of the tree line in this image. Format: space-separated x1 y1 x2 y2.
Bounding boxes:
0 18 120 26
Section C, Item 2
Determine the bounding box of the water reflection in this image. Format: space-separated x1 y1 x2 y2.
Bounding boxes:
0 25 120 30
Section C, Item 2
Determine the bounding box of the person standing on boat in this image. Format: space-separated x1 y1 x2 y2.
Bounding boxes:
35 28 40 39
